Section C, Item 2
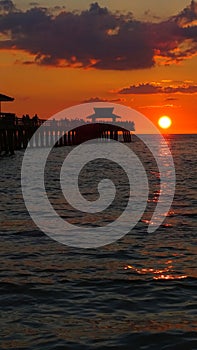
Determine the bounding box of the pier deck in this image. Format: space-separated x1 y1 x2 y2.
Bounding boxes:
0 115 133 155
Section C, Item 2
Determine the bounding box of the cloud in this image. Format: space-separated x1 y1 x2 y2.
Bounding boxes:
0 1 197 70
118 83 161 94
0 0 16 13
164 85 197 93
118 82 197 94
82 96 126 103
144 9 161 21
139 104 181 109
165 97 179 101
29 2 39 6
174 0 197 27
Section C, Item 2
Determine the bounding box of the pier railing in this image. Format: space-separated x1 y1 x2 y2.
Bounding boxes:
0 115 133 155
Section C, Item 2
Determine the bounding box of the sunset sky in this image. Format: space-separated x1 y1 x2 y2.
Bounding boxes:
0 0 197 133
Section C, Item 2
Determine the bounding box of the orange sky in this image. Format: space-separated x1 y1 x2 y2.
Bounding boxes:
0 1 197 133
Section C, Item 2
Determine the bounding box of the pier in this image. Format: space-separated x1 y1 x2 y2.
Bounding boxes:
0 116 133 155
0 113 42 154
0 97 134 155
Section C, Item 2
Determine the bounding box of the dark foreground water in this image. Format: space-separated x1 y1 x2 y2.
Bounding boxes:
0 134 196 349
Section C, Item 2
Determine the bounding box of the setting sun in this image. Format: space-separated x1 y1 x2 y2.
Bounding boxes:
158 116 172 129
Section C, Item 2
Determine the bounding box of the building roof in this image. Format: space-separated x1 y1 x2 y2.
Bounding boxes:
87 107 121 120
0 93 14 102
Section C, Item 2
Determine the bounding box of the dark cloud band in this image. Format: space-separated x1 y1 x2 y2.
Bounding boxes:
118 83 197 94
0 1 196 70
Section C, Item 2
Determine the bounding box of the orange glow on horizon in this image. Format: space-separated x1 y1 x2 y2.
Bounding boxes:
0 47 196 133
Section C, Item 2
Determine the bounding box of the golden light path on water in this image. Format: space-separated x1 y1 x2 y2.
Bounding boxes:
124 265 188 280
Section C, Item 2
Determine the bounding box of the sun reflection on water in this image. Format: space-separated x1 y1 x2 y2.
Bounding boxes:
124 264 188 280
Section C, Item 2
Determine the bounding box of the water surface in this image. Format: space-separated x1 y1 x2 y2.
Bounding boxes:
0 134 196 349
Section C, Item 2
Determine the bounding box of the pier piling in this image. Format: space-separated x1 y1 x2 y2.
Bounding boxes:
0 117 133 155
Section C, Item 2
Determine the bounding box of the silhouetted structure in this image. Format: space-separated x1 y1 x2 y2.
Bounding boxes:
0 93 14 114
0 115 43 155
0 103 134 155
87 107 121 123
0 119 133 155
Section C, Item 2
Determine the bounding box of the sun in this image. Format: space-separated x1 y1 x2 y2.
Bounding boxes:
158 116 172 129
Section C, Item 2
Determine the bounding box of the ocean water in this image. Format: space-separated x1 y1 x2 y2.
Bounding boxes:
0 134 196 350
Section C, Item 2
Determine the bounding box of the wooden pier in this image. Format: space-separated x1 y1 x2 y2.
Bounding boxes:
0 115 132 155
0 113 42 155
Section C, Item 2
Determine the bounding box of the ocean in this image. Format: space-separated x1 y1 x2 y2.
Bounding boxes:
0 134 196 349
